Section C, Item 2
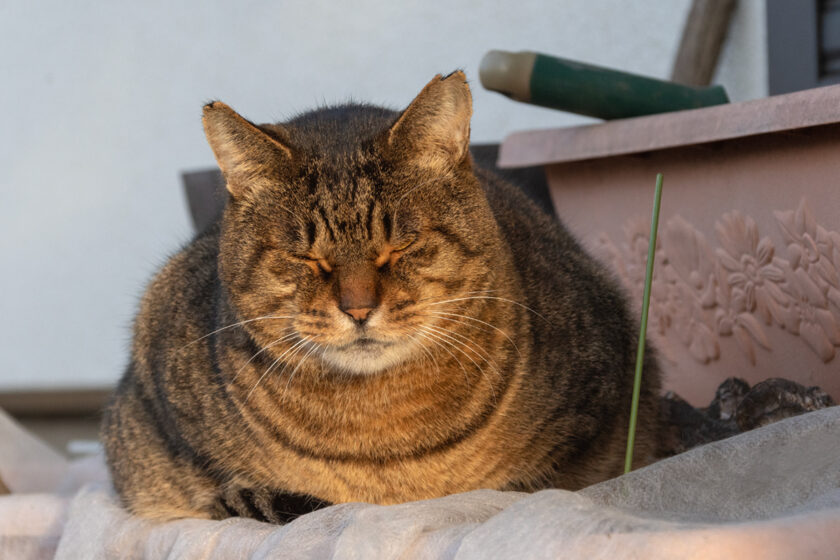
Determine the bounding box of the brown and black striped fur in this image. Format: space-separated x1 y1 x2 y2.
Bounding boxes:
102 72 661 523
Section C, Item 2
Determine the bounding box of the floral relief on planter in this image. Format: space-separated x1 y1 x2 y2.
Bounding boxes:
597 199 840 366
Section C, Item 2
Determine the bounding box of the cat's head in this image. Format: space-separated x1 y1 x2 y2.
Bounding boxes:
203 72 503 375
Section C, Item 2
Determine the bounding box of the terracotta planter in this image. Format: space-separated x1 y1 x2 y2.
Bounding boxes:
499 85 840 406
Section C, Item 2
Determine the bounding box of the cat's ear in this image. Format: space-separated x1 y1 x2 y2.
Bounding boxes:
202 101 294 198
386 71 473 169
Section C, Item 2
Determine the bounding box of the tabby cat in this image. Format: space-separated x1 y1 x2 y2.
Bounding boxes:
102 71 661 523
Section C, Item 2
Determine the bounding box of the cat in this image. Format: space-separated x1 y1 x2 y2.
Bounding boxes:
101 71 661 524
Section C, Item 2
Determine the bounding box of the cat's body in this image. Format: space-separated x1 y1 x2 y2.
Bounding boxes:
102 72 661 523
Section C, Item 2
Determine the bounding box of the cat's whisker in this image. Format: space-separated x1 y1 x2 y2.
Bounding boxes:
411 289 497 307
183 315 295 348
419 327 497 403
415 330 464 387
245 336 307 402
279 337 321 403
405 332 441 381
274 204 297 218
423 323 501 377
424 317 508 374
425 326 502 403
262 337 313 402
423 326 491 375
427 296 551 325
231 330 298 384
274 336 313 384
245 335 300 384
417 327 471 387
422 325 500 403
427 313 492 334
427 310 521 357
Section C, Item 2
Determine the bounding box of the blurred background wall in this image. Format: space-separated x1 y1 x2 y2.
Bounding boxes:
0 0 767 391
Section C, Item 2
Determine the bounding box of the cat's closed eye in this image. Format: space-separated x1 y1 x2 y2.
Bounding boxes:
296 255 332 275
376 235 417 268
391 236 415 252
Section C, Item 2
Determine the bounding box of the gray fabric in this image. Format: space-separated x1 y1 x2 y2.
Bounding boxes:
2 406 839 559
582 405 840 522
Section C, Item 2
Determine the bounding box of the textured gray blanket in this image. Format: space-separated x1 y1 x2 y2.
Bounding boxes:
1 406 839 559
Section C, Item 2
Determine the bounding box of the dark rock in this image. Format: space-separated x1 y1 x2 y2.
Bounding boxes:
660 377 835 456
660 391 739 455
703 377 751 422
734 378 836 432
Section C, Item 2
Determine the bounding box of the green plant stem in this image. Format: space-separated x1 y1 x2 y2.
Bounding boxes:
624 173 664 474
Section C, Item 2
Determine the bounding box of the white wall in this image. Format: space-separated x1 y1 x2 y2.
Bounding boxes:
0 0 766 390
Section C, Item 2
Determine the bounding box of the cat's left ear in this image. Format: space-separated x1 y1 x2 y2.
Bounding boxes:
202 101 294 199
385 71 473 169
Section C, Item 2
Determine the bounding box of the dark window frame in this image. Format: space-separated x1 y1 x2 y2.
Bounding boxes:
767 0 840 94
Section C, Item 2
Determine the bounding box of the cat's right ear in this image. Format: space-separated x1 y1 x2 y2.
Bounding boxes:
202 102 294 199
385 71 473 170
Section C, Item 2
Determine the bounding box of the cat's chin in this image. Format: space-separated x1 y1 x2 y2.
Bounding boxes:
319 341 415 376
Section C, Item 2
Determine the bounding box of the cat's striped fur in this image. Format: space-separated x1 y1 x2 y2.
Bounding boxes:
102 72 661 523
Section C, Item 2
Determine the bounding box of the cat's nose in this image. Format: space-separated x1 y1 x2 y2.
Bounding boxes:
342 307 374 324
337 264 378 325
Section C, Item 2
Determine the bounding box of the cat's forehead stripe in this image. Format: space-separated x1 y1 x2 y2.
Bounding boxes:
312 201 389 248
306 221 316 246
316 205 336 241
365 199 376 240
382 212 392 240
304 167 320 196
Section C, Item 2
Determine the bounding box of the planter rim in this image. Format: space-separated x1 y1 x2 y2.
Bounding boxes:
498 83 840 168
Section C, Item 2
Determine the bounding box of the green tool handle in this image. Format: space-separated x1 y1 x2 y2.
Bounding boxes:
480 50 729 120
